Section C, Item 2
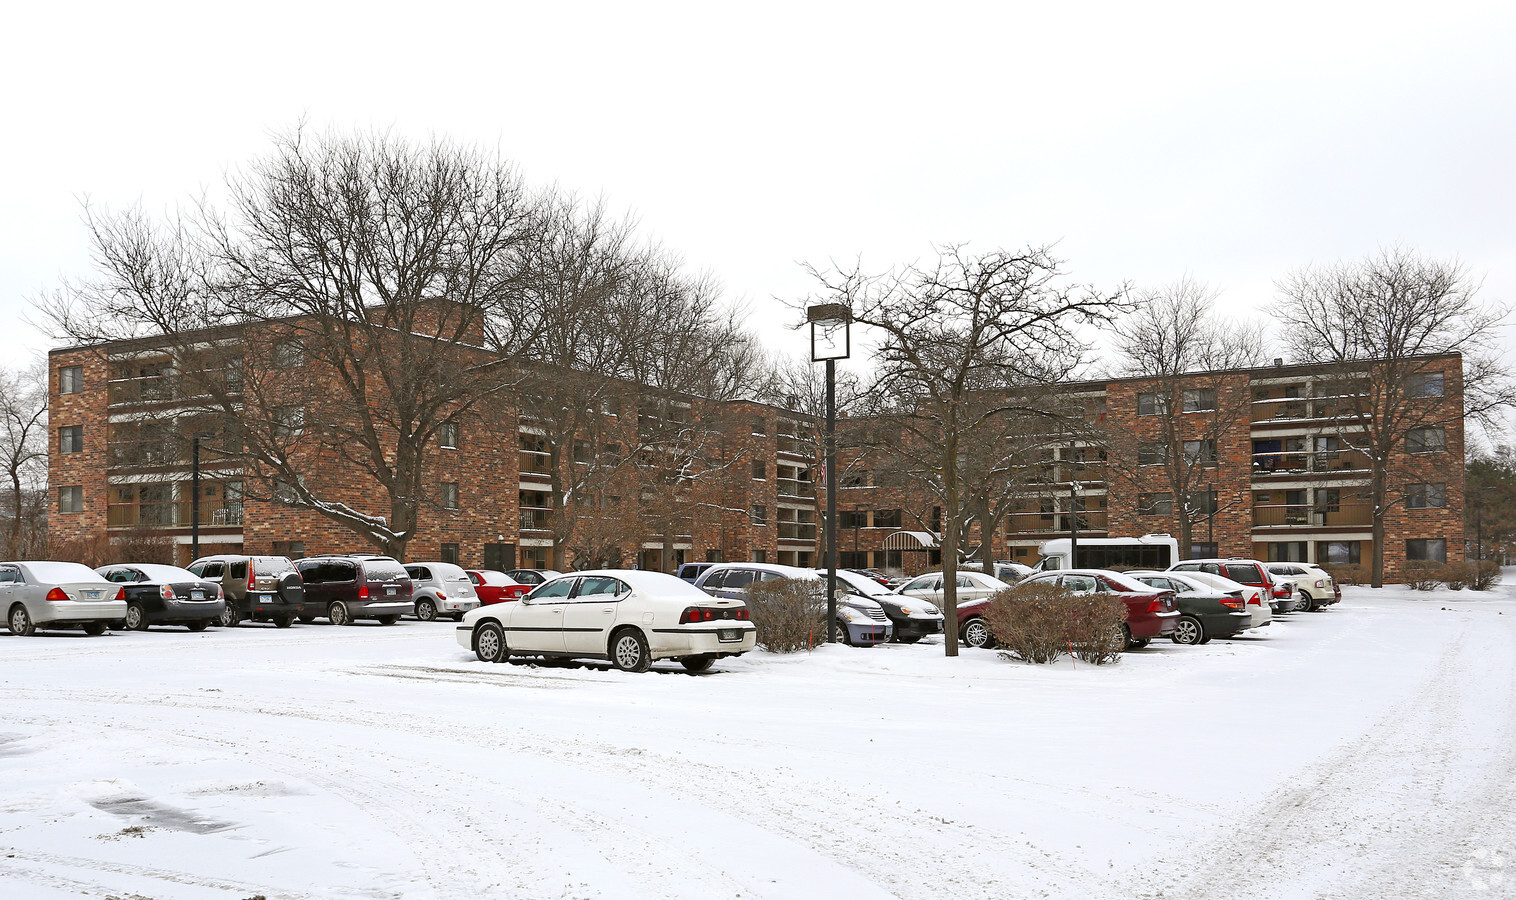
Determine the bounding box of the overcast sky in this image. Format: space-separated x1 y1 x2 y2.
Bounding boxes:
6 1 1515 369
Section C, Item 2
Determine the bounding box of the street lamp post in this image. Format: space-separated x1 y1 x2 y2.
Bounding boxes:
809 303 851 643
191 434 205 560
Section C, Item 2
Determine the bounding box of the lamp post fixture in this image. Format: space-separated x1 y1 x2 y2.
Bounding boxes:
190 433 215 561
1067 439 1079 567
808 303 851 643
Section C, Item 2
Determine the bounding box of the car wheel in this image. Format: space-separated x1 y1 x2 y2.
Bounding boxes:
218 607 240 628
1293 591 1311 612
681 655 715 674
836 620 854 646
8 604 34 636
124 602 149 631
1119 624 1134 651
475 622 509 663
1171 615 1204 645
376 615 399 626
81 621 107 636
961 617 993 649
327 601 352 626
273 615 295 628
187 620 210 632
415 598 438 622
610 628 652 673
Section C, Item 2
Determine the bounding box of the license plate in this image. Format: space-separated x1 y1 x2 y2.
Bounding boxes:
385 586 396 596
83 591 101 599
718 628 741 642
191 590 205 601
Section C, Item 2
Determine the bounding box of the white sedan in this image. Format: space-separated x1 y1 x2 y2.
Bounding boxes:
457 569 757 673
3 561 128 636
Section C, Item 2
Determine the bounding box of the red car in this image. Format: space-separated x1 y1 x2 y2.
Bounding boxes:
465 570 531 605
957 568 1179 650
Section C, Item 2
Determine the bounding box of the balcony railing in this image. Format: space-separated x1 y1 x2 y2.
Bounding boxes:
518 450 551 478
107 368 242 407
1252 450 1371 475
519 506 553 532
107 501 244 529
776 477 816 500
777 522 817 541
1252 503 1372 528
1006 510 1109 534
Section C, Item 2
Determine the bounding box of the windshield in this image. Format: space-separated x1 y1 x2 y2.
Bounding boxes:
135 564 202 583
253 557 296 576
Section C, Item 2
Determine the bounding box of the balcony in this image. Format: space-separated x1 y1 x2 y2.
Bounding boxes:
519 449 551 479
1252 503 1372 528
107 501 244 529
519 506 553 533
776 434 809 457
106 366 242 408
777 522 817 541
776 477 816 501
1006 510 1109 534
1251 449 1371 475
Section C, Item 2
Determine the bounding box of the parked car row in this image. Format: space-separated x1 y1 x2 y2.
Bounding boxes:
2 554 562 635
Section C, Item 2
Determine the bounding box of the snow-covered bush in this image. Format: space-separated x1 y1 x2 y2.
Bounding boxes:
1442 563 1469 591
1471 560 1503 591
745 578 827 653
983 584 1126 665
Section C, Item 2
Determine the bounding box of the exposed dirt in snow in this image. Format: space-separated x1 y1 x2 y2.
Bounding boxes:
2 582 1513 898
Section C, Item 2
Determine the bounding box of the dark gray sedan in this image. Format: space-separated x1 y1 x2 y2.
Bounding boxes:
97 563 226 632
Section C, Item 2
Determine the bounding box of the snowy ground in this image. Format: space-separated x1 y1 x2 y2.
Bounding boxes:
3 579 1514 900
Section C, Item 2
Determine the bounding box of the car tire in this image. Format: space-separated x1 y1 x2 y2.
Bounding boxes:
273 615 295 628
1299 590 1317 612
376 615 399 626
415 598 438 622
1171 615 1204 645
219 607 240 628
8 604 34 636
328 601 353 626
474 622 509 663
610 628 652 673
1119 624 1135 651
187 620 210 632
961 617 994 649
836 620 854 646
124 602 149 631
81 621 107 636
1293 591 1311 612
681 655 715 674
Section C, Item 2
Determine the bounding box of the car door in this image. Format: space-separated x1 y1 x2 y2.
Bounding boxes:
1061 574 1100 595
0 565 17 618
563 575 627 654
508 577 574 653
899 575 942 602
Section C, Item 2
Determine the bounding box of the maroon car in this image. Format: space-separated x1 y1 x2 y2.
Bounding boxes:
466 569 531 606
958 568 1179 650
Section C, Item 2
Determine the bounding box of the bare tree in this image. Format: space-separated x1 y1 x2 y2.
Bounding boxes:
801 245 1125 656
40 128 545 560
1105 279 1267 555
0 360 49 557
1274 247 1515 586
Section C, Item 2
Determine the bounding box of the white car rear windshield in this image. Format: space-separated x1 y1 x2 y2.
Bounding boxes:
26 562 107 583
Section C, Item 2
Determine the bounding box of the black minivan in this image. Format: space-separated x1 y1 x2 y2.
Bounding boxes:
293 556 413 625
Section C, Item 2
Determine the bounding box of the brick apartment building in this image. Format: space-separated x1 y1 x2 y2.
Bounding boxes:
823 356 1466 581
48 333 1463 582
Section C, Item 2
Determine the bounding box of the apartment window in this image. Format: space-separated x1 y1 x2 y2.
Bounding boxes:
1182 439 1217 466
1138 442 1169 466
1190 542 1219 558
573 439 592 463
1182 388 1217 412
272 338 305 367
840 471 870 488
439 422 459 449
273 405 305 438
1267 541 1309 562
750 550 767 563
1407 372 1445 398
750 505 767 526
839 510 868 529
874 508 903 529
59 425 83 454
58 486 83 514
705 548 724 563
1317 540 1361 565
1138 492 1173 516
1137 392 1168 416
1316 488 1342 513
752 459 766 480
272 541 306 559
1405 427 1446 454
59 366 83 394
752 418 766 435
1406 538 1447 563
1405 483 1447 509
598 396 620 416
440 543 460 565
1189 491 1218 515
441 482 459 510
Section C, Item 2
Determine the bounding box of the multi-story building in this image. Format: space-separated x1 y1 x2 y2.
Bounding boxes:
48 334 1463 582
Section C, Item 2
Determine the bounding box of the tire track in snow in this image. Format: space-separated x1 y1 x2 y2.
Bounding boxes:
1150 611 1516 900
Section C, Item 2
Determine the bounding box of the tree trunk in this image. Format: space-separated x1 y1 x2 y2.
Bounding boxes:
1370 468 1387 588
976 499 997 573
942 437 960 657
7 469 21 559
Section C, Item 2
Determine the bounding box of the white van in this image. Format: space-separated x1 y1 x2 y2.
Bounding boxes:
1031 534 1180 573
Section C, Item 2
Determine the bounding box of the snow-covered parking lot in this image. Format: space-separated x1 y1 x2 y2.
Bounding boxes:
3 581 1515 900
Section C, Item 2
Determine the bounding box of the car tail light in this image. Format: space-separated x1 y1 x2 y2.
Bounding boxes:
248 566 256 591
116 587 126 601
358 584 370 599
160 584 176 600
1272 582 1291 598
46 587 68 602
217 586 225 600
735 607 749 620
1248 593 1261 606
1222 592 1244 609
